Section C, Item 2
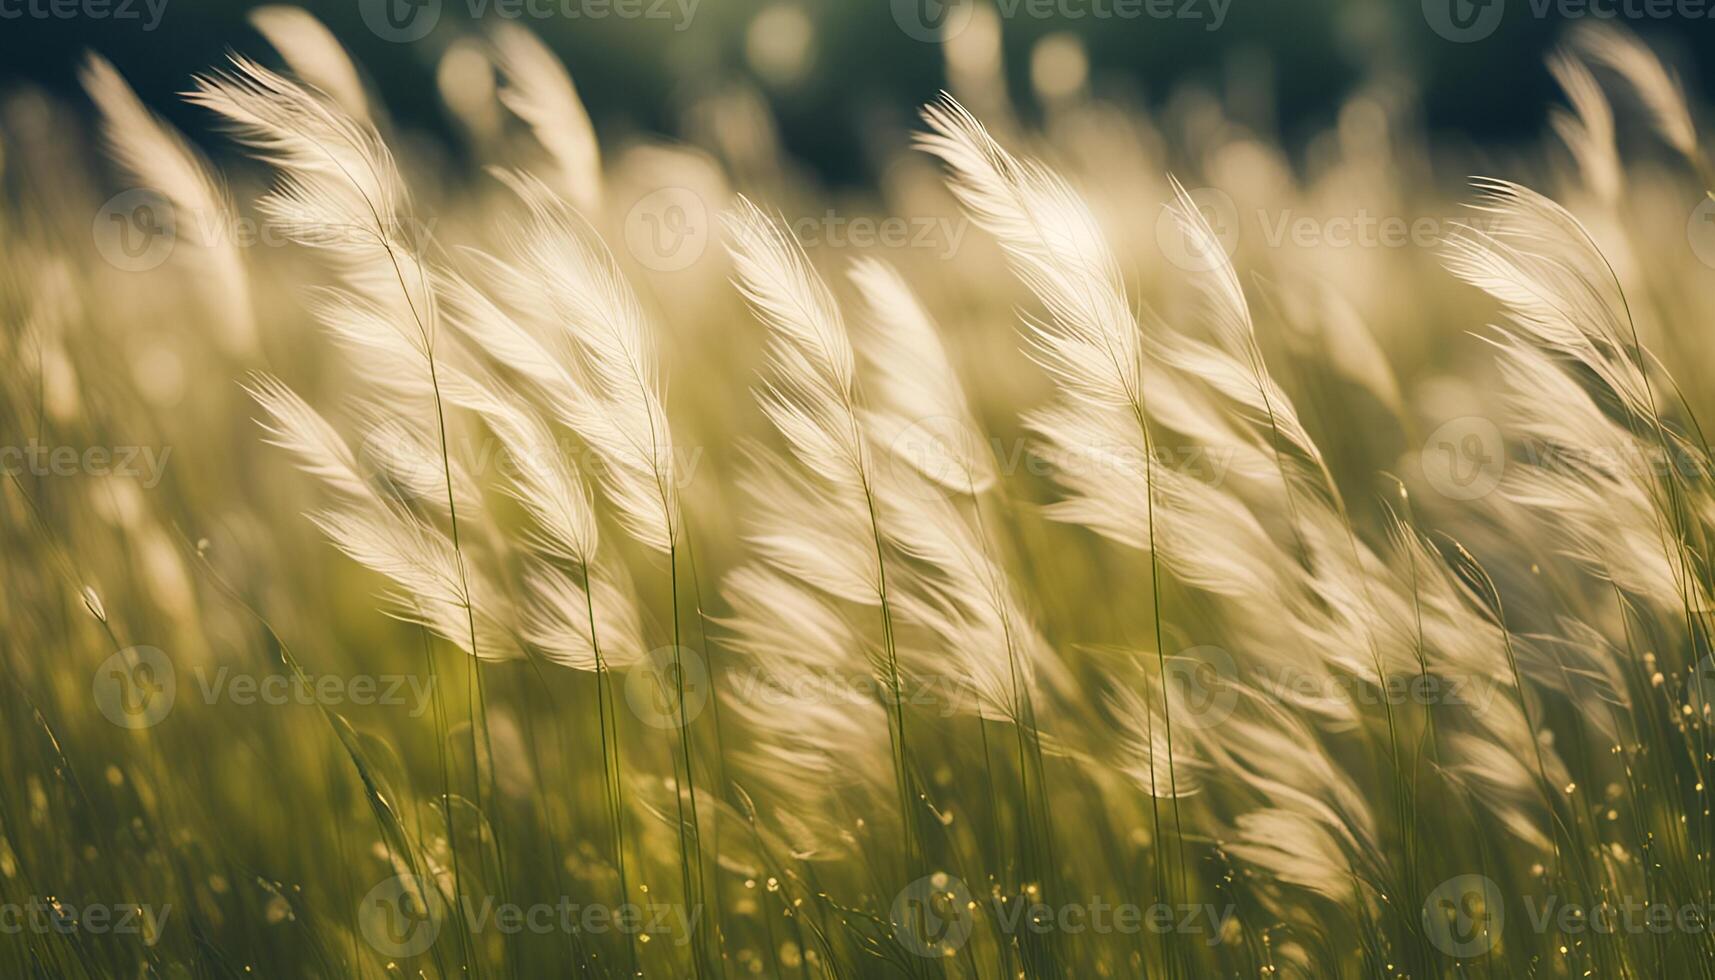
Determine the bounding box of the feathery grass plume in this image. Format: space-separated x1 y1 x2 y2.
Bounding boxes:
921 95 1220 976
476 391 598 565
198 58 518 939
306 503 516 659
80 53 255 354
521 561 643 671
1225 809 1360 904
1548 50 1622 206
1446 720 1558 854
1196 700 1387 937
467 375 650 975
1447 182 1709 614
919 96 1300 583
1208 702 1378 848
186 56 465 399
849 256 1069 725
717 564 893 852
185 54 448 381
248 6 372 124
1105 684 1205 798
481 172 678 554
1159 175 1326 480
723 195 931 906
1026 398 1284 603
246 373 516 660
725 197 863 476
245 372 372 501
186 56 406 258
489 23 603 214
739 452 881 605
1491 335 1699 609
849 257 994 495
460 170 693 975
481 173 703 974
352 408 483 516
1444 179 1656 419
918 95 1141 409
1574 23 1700 164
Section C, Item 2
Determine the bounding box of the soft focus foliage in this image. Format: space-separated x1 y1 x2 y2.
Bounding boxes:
6 13 1715 980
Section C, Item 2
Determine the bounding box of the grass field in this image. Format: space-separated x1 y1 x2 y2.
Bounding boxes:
5 10 1715 978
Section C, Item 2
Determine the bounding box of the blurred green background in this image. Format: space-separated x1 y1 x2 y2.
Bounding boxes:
0 0 1708 183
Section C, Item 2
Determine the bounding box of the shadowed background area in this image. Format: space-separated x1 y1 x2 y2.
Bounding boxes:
0 0 1710 184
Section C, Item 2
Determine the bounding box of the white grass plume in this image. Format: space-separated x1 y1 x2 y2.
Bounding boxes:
479 172 678 554
245 373 370 502
718 565 894 850
850 257 995 495
1160 175 1322 470
246 372 514 659
738 452 879 606
918 95 1141 409
309 502 515 660
1105 684 1205 798
1548 50 1621 205
477 394 600 566
1443 178 1653 420
725 196 870 497
186 56 408 263
521 561 643 670
81 53 255 354
249 6 371 124
490 23 602 213
1574 22 1699 162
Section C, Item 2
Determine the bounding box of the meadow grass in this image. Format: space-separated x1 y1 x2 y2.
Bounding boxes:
6 13 1715 980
